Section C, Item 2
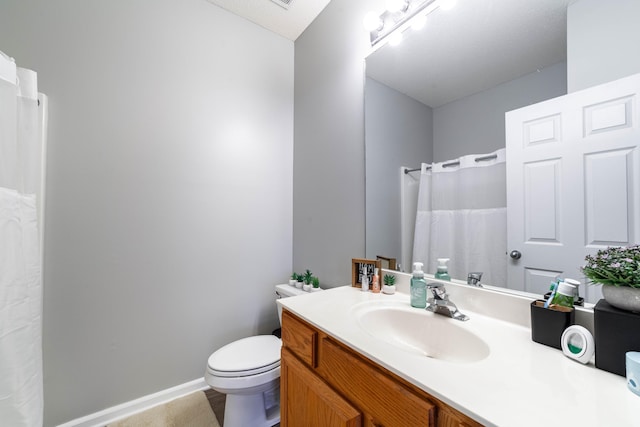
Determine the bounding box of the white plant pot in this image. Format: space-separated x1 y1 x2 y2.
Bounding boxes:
311 286 322 292
296 281 303 289
382 285 396 295
602 285 640 313
303 284 311 292
289 279 297 286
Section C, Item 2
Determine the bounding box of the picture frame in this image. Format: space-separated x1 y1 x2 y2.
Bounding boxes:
376 255 397 271
351 258 381 288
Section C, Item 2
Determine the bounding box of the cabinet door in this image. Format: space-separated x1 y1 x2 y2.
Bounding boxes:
437 409 481 427
318 337 435 426
281 348 362 427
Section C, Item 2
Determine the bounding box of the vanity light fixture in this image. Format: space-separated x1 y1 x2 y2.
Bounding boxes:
363 11 385 32
388 31 404 46
386 0 409 13
364 0 456 50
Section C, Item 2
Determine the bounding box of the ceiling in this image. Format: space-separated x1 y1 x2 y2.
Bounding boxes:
205 0 333 41
366 0 576 107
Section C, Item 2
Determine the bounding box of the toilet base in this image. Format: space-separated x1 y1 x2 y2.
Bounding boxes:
223 382 280 427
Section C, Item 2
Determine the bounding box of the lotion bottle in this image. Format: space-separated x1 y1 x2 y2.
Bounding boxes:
410 262 427 308
372 268 380 293
361 270 369 292
435 258 451 281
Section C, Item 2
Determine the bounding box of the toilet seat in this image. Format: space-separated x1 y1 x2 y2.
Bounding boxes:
207 335 281 378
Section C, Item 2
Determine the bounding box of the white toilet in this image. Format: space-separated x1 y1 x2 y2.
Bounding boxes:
205 284 310 427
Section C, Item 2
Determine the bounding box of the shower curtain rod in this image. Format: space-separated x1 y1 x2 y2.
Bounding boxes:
404 167 422 174
404 153 499 174
474 153 498 162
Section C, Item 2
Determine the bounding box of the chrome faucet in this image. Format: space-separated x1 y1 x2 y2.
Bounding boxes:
467 272 483 287
425 282 469 321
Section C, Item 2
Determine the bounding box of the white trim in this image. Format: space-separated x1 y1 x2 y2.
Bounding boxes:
56 378 210 427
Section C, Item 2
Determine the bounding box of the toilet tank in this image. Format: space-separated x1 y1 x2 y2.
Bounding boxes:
275 284 315 325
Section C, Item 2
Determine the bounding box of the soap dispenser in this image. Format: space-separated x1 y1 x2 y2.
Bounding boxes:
435 258 451 281
371 268 380 293
410 262 427 308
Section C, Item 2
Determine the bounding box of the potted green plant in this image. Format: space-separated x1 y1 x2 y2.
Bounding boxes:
295 273 304 289
289 272 298 287
582 245 640 312
311 276 321 292
303 269 313 292
383 274 396 295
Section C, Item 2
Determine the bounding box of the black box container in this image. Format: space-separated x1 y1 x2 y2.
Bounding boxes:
530 300 575 349
594 299 640 376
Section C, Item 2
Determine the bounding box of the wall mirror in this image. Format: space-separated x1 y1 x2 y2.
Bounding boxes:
364 0 638 303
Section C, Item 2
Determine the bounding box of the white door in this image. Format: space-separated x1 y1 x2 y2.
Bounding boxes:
506 73 640 302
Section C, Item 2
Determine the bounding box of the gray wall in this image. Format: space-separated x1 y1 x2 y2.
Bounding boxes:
433 62 567 162
293 0 372 286
568 0 640 93
0 0 293 425
364 77 433 262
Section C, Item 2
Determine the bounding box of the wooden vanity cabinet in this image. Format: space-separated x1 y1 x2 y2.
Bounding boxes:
280 310 483 427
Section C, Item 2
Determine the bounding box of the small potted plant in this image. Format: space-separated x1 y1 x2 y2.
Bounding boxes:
311 276 321 292
295 273 304 289
303 269 313 292
383 274 396 294
289 272 298 286
582 245 640 312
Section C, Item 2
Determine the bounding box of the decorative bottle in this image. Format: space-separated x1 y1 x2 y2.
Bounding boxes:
435 258 451 281
361 270 369 292
372 268 380 293
410 262 427 308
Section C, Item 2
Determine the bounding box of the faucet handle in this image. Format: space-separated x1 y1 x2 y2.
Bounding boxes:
467 272 483 286
426 282 448 300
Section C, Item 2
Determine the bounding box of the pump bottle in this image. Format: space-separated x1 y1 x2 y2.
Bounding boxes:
435 258 451 281
372 268 380 293
361 270 369 292
410 262 427 308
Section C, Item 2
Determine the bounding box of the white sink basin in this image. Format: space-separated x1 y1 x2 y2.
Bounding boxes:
351 300 490 363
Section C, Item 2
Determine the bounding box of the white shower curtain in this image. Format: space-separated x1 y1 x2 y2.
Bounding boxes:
0 51 46 427
412 148 506 286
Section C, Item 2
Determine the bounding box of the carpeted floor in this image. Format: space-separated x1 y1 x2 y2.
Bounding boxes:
107 388 279 427
108 390 221 427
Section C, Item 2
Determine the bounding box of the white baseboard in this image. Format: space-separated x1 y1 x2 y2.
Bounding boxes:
56 378 210 427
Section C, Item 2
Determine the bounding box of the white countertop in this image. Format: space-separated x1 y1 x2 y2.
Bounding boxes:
278 285 639 427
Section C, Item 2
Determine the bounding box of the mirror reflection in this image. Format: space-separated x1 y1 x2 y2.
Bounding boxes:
364 0 639 303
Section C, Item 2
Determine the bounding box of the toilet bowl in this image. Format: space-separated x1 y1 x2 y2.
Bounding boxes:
205 284 312 427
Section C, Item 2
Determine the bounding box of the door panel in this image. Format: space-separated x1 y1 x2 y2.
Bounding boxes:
524 159 561 243
584 148 635 245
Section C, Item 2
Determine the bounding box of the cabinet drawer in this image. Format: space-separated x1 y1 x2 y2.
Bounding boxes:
318 337 435 426
281 310 317 367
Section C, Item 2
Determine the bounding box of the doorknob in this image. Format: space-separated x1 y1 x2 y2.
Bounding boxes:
510 250 522 260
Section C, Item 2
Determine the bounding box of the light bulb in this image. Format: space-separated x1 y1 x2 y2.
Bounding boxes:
386 0 408 13
363 11 384 31
440 0 457 11
388 31 403 46
411 14 427 30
